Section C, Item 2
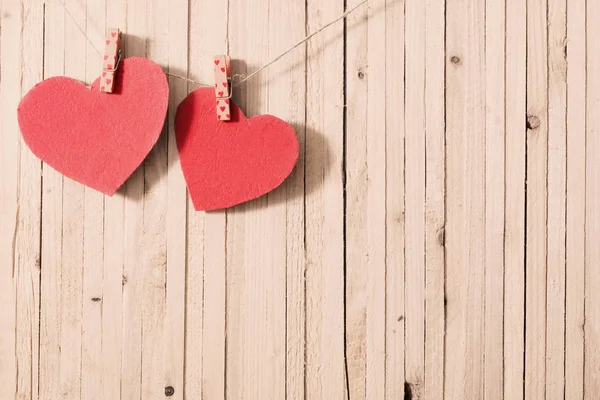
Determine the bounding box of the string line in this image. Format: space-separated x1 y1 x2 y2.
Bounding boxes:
57 0 102 56
49 0 367 87
225 0 231 56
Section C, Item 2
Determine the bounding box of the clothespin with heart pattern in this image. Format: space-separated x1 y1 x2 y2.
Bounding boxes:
214 55 232 121
101 28 122 93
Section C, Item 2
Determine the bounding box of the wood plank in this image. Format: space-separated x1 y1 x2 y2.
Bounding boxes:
365 0 387 397
424 0 445 397
384 0 405 397
565 0 586 397
183 198 204 400
285 0 309 396
444 0 486 397
345 0 368 396
183 0 216 397
484 0 505 398
0 0 21 397
225 3 256 396
304 0 347 399
586 0 600 396
187 3 227 398
525 0 549 396
202 210 227 399
58 2 87 398
164 0 189 399
546 0 567 397
15 1 44 398
404 0 426 396
226 0 303 397
81 1 105 398
503 0 527 397
120 1 147 397
102 3 127 399
140 0 169 398
39 3 65 399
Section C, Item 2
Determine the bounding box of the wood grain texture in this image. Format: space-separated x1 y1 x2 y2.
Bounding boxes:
526 0 549 397
81 3 105 400
424 0 445 397
165 1 188 399
39 3 65 399
2 0 599 398
586 0 600 396
102 1 127 397
345 0 368 397
305 0 345 399
15 1 43 398
120 2 147 398
445 0 486 398
565 0 586 398
404 0 426 396
384 0 405 398
504 0 527 397
546 0 567 397
0 0 21 397
484 0 505 398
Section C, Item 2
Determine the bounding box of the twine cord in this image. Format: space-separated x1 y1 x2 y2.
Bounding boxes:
50 0 368 87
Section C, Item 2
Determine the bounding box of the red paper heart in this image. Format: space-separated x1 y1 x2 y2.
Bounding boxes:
175 87 299 210
18 57 169 195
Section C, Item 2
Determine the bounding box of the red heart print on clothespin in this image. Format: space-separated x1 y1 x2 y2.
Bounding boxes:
101 28 121 93
214 55 231 121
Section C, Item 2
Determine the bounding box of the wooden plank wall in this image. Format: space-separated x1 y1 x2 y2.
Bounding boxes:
0 0 598 399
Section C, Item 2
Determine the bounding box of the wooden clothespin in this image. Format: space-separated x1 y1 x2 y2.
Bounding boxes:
214 55 232 121
101 28 122 93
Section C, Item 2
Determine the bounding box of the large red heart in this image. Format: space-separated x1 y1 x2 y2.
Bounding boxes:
175 87 299 211
17 57 169 195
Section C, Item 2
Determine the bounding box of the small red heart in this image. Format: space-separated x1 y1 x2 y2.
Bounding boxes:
104 55 108 60
214 60 220 65
175 87 299 210
18 57 169 195
220 106 226 112
225 114 230 119
107 64 113 69
222 82 227 87
113 55 117 60
218 91 224 96
106 79 112 84
106 40 110 45
220 67 225 72
111 32 117 37
225 99 229 104
102 72 107 77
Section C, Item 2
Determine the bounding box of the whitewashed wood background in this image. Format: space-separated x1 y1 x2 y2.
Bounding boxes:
0 0 598 399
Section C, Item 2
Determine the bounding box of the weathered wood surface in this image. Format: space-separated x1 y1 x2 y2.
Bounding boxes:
0 0 597 398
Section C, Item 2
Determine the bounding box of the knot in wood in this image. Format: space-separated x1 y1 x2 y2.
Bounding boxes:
450 55 461 65
527 115 541 130
164 386 175 396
